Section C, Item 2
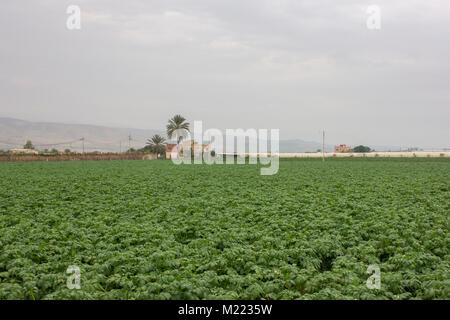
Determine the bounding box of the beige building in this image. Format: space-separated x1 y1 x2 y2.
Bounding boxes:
9 148 39 155
334 144 352 153
166 141 210 159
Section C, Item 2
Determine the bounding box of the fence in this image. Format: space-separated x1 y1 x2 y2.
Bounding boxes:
0 153 151 162
278 152 450 158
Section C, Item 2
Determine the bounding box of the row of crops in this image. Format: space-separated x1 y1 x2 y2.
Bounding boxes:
0 158 448 299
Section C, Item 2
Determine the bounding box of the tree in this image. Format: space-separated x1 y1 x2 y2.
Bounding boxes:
64 149 71 153
353 145 371 153
166 115 190 144
146 134 166 158
23 140 34 149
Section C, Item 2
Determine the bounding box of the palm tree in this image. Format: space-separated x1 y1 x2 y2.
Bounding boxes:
146 134 166 158
23 140 35 150
166 115 190 144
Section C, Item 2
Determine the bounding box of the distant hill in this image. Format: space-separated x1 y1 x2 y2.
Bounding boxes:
0 117 336 153
0 117 163 152
0 117 401 153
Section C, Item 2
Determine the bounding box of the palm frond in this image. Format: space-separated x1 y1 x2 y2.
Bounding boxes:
166 115 190 139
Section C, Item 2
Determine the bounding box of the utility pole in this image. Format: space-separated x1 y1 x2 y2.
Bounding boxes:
128 134 132 152
120 141 122 153
322 130 325 162
81 137 85 160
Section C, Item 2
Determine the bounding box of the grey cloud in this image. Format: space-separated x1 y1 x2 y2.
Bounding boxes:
0 0 448 148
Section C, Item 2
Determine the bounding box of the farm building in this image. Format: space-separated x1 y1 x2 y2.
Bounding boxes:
165 144 178 159
165 141 210 159
9 149 39 155
334 144 352 153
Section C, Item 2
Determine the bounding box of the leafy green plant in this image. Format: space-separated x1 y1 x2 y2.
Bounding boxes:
0 158 448 299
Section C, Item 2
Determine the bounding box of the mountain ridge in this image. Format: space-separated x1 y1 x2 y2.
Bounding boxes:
0 117 163 152
0 117 402 153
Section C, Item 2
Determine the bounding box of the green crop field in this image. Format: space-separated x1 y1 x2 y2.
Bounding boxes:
0 158 448 300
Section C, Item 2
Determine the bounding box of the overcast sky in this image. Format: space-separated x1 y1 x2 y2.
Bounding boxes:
0 0 449 147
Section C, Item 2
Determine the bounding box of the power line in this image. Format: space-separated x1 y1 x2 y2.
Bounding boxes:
0 136 150 152
34 139 83 147
0 139 83 147
0 140 23 146
81 137 85 154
